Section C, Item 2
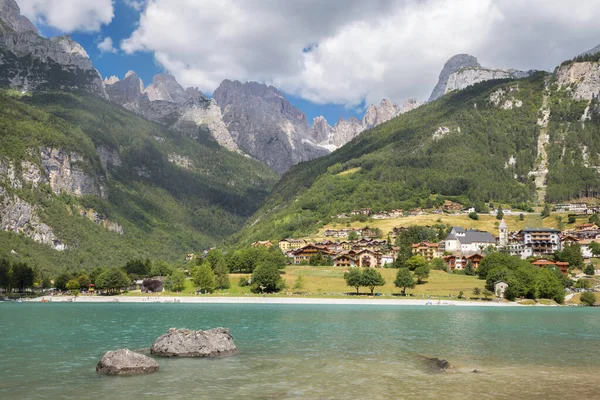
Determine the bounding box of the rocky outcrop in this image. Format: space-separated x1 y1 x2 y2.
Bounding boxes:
429 54 480 102
429 54 532 101
105 72 239 152
0 1 106 97
150 327 237 357
555 61 600 101
167 153 193 170
0 0 36 33
41 147 107 199
444 67 531 95
312 98 423 151
489 85 523 109
422 356 456 373
214 79 328 173
0 186 66 250
96 349 159 375
78 207 123 234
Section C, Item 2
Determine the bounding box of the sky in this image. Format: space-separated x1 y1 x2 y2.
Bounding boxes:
15 0 600 125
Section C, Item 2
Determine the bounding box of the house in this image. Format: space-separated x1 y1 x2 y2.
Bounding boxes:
333 252 357 267
579 239 600 260
278 239 307 252
494 281 508 298
356 249 382 267
444 227 497 254
519 228 561 256
290 245 331 264
442 253 483 271
530 258 569 275
251 241 272 248
442 200 462 212
411 242 440 261
381 254 394 266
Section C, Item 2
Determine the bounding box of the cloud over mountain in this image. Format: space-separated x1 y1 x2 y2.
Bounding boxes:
18 0 113 33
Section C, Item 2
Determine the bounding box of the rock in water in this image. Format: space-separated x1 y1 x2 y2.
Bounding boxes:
151 327 237 357
96 349 159 375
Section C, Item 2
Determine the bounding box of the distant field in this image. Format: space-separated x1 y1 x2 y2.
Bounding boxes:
314 212 583 239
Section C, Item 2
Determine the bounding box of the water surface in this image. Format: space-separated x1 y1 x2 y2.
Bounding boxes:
1 303 599 399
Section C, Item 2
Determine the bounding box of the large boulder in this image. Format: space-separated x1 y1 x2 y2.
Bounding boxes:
96 348 159 375
150 327 237 357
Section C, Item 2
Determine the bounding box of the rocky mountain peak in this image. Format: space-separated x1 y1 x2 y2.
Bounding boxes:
104 76 119 85
0 0 37 33
311 115 333 143
105 70 144 106
428 54 480 102
143 73 190 104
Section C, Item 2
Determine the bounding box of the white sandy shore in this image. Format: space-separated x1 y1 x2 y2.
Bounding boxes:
29 295 522 306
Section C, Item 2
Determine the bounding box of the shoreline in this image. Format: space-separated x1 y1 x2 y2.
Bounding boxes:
28 295 526 306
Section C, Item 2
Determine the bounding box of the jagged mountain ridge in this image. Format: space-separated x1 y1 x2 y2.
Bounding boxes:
311 98 423 150
104 71 239 152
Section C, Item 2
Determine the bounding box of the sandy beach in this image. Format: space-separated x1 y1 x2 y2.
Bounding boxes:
29 295 522 306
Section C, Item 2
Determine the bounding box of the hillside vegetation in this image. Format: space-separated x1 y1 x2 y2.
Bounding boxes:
0 90 278 274
234 68 600 244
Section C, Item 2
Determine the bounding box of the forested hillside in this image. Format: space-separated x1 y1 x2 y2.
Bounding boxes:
0 90 278 274
234 59 600 245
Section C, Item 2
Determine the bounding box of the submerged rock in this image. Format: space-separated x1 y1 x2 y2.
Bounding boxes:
422 356 456 373
96 348 159 375
150 327 237 357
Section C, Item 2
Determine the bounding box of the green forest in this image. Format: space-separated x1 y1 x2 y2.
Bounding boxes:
0 90 278 275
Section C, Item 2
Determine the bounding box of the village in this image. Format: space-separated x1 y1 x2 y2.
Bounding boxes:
249 204 600 276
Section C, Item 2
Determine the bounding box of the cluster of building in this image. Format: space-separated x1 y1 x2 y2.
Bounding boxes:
257 217 600 275
278 238 396 267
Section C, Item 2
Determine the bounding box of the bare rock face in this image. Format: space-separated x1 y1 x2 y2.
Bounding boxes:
0 186 66 250
40 147 107 199
214 79 328 173
429 54 480 102
105 73 239 152
556 61 600 101
96 349 159 375
0 0 37 33
0 1 106 97
444 67 530 95
311 116 333 143
150 327 237 357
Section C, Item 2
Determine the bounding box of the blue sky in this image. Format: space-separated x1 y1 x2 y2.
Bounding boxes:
34 1 362 126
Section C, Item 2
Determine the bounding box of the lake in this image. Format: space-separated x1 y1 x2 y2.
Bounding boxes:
1 303 599 399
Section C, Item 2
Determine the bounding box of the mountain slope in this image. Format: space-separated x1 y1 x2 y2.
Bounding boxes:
0 89 278 274
234 58 600 244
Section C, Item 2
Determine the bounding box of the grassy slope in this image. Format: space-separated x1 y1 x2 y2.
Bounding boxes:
0 90 278 274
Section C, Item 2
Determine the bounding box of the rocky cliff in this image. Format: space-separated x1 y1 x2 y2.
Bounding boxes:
428 54 480 102
428 54 532 101
556 60 600 101
311 98 423 150
0 0 106 97
213 79 329 174
105 72 239 152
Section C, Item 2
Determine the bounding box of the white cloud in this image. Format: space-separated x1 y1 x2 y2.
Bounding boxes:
121 0 600 107
97 36 118 53
124 0 146 11
19 0 114 33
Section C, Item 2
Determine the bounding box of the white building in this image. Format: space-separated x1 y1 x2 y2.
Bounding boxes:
520 228 561 256
444 227 497 254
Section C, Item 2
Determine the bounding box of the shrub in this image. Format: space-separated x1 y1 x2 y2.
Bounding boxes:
468 211 479 220
580 291 596 306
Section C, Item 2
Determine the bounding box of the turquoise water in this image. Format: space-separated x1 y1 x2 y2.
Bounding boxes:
1 303 599 399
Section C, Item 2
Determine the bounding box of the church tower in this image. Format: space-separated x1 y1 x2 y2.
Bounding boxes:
499 218 508 247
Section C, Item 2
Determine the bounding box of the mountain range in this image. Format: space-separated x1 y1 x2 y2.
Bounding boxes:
1 0 600 271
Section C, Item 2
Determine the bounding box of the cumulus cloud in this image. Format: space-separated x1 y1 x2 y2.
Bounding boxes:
19 0 114 33
121 0 600 107
97 36 117 54
124 0 146 11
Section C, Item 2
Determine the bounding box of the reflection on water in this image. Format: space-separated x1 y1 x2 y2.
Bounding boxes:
0 303 599 399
